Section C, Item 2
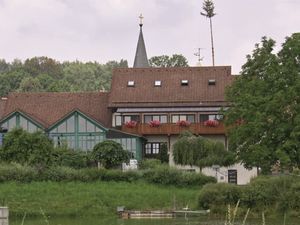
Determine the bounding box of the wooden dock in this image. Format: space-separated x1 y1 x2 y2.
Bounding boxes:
120 209 210 219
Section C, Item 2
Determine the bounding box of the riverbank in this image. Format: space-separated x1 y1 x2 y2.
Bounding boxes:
0 181 199 217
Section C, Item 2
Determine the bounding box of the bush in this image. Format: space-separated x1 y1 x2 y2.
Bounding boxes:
0 163 38 183
198 183 242 210
139 159 162 170
0 162 216 187
198 175 300 215
0 128 54 171
143 165 216 187
92 140 130 169
99 169 141 182
52 146 93 169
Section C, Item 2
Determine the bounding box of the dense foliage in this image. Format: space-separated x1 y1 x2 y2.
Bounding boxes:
149 54 188 67
0 57 128 96
142 165 216 187
198 175 300 216
52 145 95 169
0 128 53 171
225 33 300 173
92 140 130 169
173 131 235 170
0 163 215 188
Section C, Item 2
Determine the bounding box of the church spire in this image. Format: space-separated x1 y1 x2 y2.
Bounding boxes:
133 14 149 68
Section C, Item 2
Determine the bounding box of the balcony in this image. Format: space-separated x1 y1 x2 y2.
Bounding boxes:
121 122 226 136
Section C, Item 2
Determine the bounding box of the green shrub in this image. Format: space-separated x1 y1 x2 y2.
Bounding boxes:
198 175 300 215
0 128 54 171
99 169 141 182
198 183 241 209
0 163 38 182
139 159 162 170
143 165 216 187
92 140 130 169
52 146 93 169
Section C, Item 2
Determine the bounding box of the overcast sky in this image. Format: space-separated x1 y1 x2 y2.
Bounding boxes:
0 0 299 73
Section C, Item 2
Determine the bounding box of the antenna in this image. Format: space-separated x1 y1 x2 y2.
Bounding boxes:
194 48 204 65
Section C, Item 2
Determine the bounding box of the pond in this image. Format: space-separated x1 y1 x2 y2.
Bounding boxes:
9 216 300 225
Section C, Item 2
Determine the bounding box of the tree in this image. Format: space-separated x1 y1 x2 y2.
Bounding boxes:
24 57 63 79
225 34 300 174
173 131 235 171
159 143 169 164
201 0 216 66
149 54 188 67
0 128 54 171
92 140 130 169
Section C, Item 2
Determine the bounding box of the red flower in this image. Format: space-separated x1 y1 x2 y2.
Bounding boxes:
125 120 137 128
176 120 191 127
149 120 160 127
204 120 219 127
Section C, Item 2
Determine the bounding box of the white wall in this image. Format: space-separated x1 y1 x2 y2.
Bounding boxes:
167 134 257 185
201 163 257 185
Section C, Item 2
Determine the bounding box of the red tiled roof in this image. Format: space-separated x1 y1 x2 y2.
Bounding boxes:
109 66 235 108
1 92 111 128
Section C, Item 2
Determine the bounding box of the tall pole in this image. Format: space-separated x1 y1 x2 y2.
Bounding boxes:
201 0 216 67
209 17 215 66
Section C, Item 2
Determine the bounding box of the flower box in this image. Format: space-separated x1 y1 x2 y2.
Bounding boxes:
125 120 137 128
204 119 219 127
176 120 191 127
148 120 161 127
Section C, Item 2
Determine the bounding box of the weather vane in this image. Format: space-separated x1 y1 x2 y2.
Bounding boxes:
139 13 144 26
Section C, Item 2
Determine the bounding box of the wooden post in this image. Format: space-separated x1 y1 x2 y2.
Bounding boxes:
0 207 9 225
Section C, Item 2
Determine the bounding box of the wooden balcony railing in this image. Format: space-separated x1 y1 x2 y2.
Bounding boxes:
121 122 225 135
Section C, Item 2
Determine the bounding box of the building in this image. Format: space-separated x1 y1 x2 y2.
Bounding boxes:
0 21 257 184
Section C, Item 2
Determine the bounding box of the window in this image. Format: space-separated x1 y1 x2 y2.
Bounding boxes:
152 143 160 154
171 114 195 123
208 79 216 85
127 81 135 87
181 80 188 86
154 80 161 86
110 138 137 158
123 115 140 123
114 115 140 126
115 115 122 126
78 115 99 132
200 114 223 122
7 117 16 131
145 143 162 155
144 115 168 123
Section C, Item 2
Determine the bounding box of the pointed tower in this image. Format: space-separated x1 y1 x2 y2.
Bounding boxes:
133 14 149 68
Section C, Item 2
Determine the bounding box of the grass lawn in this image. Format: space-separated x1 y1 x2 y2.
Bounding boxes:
0 181 199 217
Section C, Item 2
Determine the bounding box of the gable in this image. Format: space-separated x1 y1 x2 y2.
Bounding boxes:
48 110 107 134
0 111 43 132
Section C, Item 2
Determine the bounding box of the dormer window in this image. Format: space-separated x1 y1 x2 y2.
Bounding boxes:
181 80 188 86
208 79 216 85
154 80 161 86
127 81 135 87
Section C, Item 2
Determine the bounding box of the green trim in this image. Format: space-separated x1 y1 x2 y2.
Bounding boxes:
75 112 79 149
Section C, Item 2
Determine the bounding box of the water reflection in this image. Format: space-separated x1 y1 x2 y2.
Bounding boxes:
10 216 300 225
